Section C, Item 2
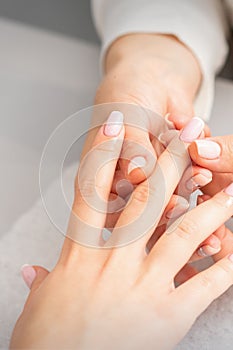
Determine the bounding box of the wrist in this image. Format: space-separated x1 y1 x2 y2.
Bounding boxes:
105 34 201 100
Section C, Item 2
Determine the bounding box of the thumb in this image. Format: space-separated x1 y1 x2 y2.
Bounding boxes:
189 135 233 173
21 264 49 290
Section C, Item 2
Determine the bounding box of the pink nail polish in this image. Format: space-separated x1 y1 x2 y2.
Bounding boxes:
21 264 36 288
180 117 204 143
194 140 221 159
103 111 124 137
224 183 233 197
228 254 233 263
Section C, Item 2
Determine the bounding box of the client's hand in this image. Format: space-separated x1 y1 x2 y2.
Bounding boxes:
10 113 233 350
82 34 208 185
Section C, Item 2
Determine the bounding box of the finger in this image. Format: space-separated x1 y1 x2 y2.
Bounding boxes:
106 118 204 253
175 264 198 285
175 254 233 320
189 135 233 173
201 172 233 196
149 195 222 262
175 165 212 199
119 123 157 184
192 233 221 260
65 110 125 248
147 195 189 252
191 195 221 260
105 193 126 230
212 225 233 262
111 169 134 198
145 183 233 283
21 265 49 291
166 93 194 130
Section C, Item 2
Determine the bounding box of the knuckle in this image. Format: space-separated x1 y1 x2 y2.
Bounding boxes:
175 217 199 240
132 183 149 204
198 272 213 289
215 262 233 281
211 193 232 209
77 178 96 199
96 140 117 154
198 262 233 292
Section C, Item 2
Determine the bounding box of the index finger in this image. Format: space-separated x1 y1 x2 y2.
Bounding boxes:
67 111 125 247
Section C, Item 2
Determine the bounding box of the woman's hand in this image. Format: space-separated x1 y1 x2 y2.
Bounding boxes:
82 34 203 185
10 112 233 350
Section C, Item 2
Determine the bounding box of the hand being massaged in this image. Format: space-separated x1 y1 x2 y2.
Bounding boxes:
10 111 233 350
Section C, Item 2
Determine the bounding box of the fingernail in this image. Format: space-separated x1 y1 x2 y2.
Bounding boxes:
180 117 204 142
194 140 221 159
224 183 233 197
116 179 134 198
166 202 189 219
198 245 221 257
103 111 124 137
228 254 233 263
128 156 146 175
21 264 36 288
186 172 212 191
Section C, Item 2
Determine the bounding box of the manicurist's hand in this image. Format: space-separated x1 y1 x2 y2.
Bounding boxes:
10 112 233 350
189 135 233 195
82 34 203 185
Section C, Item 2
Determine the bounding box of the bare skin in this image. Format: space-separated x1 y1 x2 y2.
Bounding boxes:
10 114 233 350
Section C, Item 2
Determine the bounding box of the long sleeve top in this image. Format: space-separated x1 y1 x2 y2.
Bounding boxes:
91 0 233 119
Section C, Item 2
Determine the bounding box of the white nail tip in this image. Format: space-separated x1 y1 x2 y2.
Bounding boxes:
128 156 146 175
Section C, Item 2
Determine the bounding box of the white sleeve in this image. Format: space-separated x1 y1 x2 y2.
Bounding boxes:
91 0 230 120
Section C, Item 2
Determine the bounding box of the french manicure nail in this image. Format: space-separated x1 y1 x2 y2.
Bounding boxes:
186 173 212 191
103 111 124 137
128 156 146 175
180 117 204 143
198 245 221 257
21 264 36 288
194 140 221 159
224 183 233 197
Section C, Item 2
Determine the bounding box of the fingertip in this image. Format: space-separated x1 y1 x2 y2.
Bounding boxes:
103 110 124 137
168 114 192 130
188 141 200 162
21 264 37 289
